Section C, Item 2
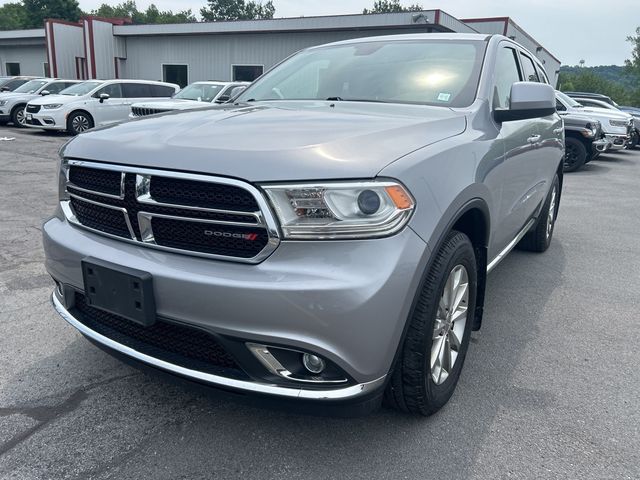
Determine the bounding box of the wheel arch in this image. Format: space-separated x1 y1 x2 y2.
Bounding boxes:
66 109 95 133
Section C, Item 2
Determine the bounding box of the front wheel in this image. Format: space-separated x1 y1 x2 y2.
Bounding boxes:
517 174 560 253
67 111 94 135
10 105 26 128
385 231 477 416
563 137 586 172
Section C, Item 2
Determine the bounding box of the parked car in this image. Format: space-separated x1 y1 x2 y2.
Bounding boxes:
45 33 563 416
564 91 618 107
570 97 640 149
0 78 82 127
129 81 250 118
25 79 179 135
0 76 39 93
562 113 610 172
556 91 632 149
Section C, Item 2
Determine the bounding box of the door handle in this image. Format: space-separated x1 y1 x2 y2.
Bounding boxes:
553 127 563 134
527 134 541 144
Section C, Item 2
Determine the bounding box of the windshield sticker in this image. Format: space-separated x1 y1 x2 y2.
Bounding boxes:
437 93 452 102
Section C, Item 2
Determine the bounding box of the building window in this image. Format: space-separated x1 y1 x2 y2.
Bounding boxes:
5 63 20 76
232 65 263 82
43 63 50 77
162 64 188 88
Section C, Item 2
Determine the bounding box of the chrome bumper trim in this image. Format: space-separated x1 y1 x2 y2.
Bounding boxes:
51 292 385 400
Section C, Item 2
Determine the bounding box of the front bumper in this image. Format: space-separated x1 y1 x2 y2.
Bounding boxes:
593 138 612 152
44 215 430 401
25 109 66 130
604 134 629 150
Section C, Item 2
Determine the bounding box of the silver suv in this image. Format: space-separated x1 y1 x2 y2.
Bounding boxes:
44 34 563 416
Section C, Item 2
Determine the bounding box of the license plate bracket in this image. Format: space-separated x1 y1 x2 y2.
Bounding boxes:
81 257 156 326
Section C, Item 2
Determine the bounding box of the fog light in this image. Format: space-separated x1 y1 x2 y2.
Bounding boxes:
302 353 325 374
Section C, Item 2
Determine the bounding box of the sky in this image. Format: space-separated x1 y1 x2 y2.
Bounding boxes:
3 0 638 65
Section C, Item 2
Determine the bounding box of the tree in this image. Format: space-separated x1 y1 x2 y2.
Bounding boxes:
0 2 27 31
363 0 423 14
91 1 196 24
22 0 81 28
625 27 640 78
200 0 275 21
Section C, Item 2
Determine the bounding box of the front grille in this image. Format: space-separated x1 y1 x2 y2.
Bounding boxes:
73 292 247 379
150 176 258 212
63 162 278 262
70 196 131 238
69 165 122 196
26 104 41 114
131 106 172 117
151 217 268 257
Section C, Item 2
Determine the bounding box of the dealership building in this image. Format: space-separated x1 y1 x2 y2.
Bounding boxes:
0 11 561 86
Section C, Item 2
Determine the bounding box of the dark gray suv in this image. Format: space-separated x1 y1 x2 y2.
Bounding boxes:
44 33 563 416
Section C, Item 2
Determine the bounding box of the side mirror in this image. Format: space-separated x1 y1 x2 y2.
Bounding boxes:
215 95 231 104
494 82 556 123
229 86 247 101
40 90 50 96
99 93 110 103
0 87 9 92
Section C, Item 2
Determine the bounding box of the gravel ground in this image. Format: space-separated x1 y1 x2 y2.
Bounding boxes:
0 126 638 480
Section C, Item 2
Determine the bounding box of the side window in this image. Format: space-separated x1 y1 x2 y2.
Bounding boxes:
536 64 550 84
94 83 123 98
149 85 176 97
45 82 67 94
520 53 540 82
122 83 151 98
556 100 566 112
493 47 522 109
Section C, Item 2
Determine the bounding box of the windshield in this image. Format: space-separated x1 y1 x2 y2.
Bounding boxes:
175 83 224 102
13 80 48 94
237 39 487 108
557 91 583 108
60 81 103 96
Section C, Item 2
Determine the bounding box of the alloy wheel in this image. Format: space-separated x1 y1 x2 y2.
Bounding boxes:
15 107 25 126
430 264 469 385
546 185 557 239
72 115 90 133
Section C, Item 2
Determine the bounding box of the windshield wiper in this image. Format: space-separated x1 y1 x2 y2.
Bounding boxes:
326 96 343 101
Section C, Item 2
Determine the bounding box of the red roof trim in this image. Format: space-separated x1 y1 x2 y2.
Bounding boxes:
81 15 132 26
87 19 97 79
45 18 82 27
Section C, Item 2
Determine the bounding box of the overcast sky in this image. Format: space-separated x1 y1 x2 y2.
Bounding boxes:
5 0 638 65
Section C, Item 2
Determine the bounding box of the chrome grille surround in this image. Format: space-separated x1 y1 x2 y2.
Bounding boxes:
61 159 281 263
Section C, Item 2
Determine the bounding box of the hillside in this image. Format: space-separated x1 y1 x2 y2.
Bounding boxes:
560 65 636 90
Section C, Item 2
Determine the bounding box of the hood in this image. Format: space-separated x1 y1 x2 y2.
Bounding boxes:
574 106 630 119
0 92 38 103
63 101 467 182
562 113 600 127
131 99 209 111
28 94 82 106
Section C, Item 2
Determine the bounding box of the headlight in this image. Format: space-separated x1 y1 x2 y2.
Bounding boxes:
609 119 628 127
262 180 415 239
43 104 62 109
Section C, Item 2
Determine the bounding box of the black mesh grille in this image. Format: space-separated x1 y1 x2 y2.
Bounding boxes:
73 292 247 379
150 176 259 212
70 197 130 238
151 217 268 257
26 104 41 114
66 167 270 259
131 106 172 117
69 166 122 196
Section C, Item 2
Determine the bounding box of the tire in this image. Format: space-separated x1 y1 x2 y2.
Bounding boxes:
66 111 94 135
517 174 560 253
10 104 27 128
563 137 586 172
385 231 477 416
630 130 639 149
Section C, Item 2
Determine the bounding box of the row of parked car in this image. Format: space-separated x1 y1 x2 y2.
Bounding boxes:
0 75 248 135
0 74 636 173
556 91 639 172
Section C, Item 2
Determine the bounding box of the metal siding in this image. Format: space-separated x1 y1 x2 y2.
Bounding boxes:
0 45 47 76
52 23 84 79
439 12 478 33
463 20 507 35
93 20 118 79
122 29 436 82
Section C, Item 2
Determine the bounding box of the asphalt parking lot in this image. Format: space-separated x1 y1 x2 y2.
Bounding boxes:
0 126 638 480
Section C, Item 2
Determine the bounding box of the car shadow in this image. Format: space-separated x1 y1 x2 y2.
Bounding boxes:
0 242 567 479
